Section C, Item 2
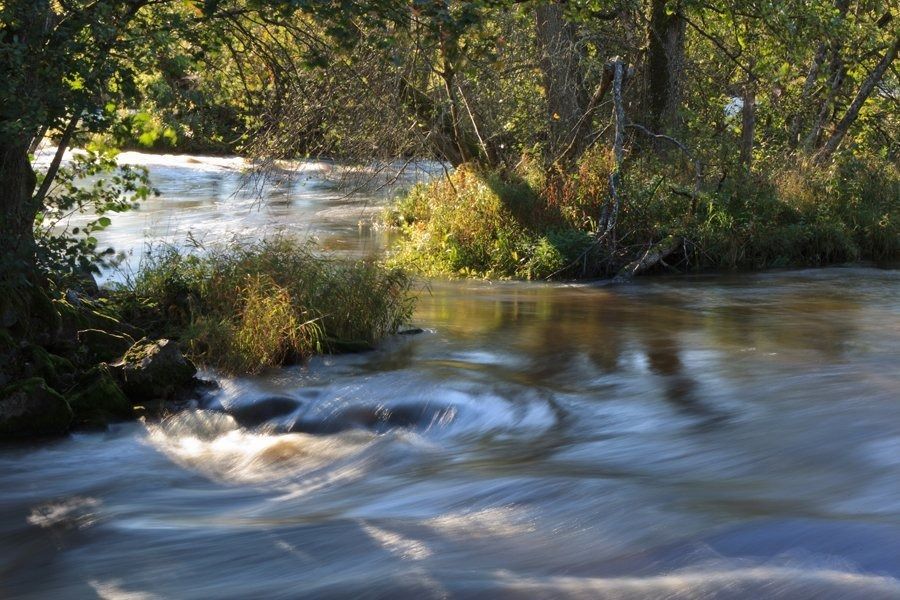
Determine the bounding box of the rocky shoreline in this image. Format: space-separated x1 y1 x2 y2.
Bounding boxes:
1 292 210 438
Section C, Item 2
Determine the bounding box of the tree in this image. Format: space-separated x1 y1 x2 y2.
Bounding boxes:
645 0 685 136
535 1 588 166
0 0 367 332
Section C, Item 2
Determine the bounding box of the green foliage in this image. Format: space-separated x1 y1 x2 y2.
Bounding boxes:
386 165 599 279
33 149 155 287
389 152 899 278
110 239 415 374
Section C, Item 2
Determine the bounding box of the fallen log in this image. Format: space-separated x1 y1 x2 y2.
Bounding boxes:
614 235 682 282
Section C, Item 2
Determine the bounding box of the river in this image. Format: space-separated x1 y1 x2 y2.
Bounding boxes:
2 153 899 599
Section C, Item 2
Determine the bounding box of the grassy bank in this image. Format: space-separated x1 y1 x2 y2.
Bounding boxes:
1 239 415 436
385 154 899 280
110 239 415 374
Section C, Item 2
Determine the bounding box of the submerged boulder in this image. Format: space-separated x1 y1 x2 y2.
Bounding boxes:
113 339 197 401
0 377 73 437
226 396 303 428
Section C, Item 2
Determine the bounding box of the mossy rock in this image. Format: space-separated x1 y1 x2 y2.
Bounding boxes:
0 377 73 437
77 329 135 363
68 366 132 428
114 338 197 401
20 344 76 390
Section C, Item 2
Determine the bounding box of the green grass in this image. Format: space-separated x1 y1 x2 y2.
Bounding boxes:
110 239 415 374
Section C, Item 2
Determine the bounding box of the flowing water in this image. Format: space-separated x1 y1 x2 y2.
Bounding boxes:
2 153 899 599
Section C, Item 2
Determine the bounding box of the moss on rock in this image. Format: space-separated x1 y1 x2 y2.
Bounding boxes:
68 366 132 428
20 344 76 390
0 377 73 437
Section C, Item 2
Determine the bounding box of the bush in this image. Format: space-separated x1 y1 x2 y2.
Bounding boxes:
386 165 597 279
110 239 414 374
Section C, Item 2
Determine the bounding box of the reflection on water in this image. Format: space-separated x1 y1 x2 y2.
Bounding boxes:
2 152 900 598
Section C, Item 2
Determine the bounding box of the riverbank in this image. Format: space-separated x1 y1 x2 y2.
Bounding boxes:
384 154 899 281
0 239 414 438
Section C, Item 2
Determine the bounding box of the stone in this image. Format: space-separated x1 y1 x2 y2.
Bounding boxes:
0 377 73 437
77 329 135 362
226 396 302 428
114 339 197 401
68 365 132 428
19 343 76 390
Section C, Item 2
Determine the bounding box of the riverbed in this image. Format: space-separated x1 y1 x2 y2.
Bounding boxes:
2 153 899 598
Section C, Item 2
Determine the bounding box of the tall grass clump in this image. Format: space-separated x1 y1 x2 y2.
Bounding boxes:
111 239 414 374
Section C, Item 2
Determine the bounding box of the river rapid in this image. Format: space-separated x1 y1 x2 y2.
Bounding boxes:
2 152 899 599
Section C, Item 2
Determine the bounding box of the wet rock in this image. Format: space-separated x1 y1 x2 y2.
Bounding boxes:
289 403 452 435
0 377 73 437
68 365 132 428
77 329 135 363
398 328 425 336
325 338 375 353
227 396 302 428
113 339 197 401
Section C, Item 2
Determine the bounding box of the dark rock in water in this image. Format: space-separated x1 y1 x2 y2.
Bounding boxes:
398 328 425 336
68 365 133 428
113 339 197 401
289 402 452 435
227 396 302 428
0 377 73 437
77 329 135 363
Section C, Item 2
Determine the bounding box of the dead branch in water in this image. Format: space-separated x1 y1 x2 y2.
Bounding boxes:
614 235 683 282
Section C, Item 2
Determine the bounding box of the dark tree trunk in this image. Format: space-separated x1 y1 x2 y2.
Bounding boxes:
535 2 588 167
739 78 756 171
0 139 39 265
0 137 40 329
803 0 850 150
646 0 685 136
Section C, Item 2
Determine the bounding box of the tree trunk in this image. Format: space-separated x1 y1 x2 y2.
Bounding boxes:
535 2 587 167
0 137 40 329
600 58 627 239
646 0 685 136
803 0 850 150
788 42 827 149
816 36 899 163
739 79 756 171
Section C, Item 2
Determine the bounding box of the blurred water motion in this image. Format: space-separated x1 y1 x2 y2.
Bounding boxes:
1 152 899 599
